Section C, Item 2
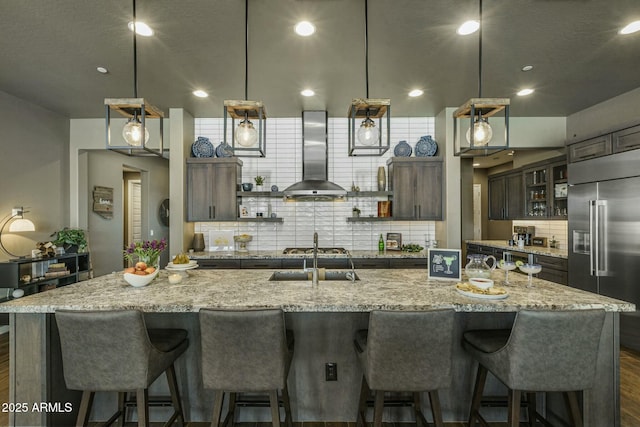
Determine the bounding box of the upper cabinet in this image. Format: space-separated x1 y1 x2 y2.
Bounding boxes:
488 171 524 220
567 123 640 163
186 158 242 221
488 155 567 221
387 157 443 220
523 159 568 219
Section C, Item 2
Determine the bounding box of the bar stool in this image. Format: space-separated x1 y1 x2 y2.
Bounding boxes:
199 308 294 427
55 309 189 427
463 309 606 427
353 309 455 427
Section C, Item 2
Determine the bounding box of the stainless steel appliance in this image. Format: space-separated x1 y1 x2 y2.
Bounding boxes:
568 149 640 351
513 225 535 246
282 111 347 200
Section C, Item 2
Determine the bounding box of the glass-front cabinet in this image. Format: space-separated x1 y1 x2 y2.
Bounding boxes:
524 160 567 219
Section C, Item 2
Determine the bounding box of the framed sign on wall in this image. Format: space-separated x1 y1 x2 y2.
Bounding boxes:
427 248 462 281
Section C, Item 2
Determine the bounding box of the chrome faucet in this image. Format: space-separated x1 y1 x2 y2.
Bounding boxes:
312 232 319 285
345 250 356 283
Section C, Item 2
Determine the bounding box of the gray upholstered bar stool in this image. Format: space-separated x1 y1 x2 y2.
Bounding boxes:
353 309 455 427
199 308 294 427
463 309 606 427
55 309 189 427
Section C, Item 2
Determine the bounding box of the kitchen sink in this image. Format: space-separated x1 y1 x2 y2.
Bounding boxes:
268 270 360 281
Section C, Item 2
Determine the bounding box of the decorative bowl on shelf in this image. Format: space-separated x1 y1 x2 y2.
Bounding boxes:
233 234 253 252
123 268 159 287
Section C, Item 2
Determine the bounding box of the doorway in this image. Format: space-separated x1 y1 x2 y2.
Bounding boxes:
123 170 142 268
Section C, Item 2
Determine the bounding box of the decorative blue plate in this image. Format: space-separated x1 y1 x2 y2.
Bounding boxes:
415 135 438 157
192 137 215 157
215 142 233 158
394 140 412 157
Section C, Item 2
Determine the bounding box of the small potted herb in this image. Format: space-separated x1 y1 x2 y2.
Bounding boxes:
352 206 361 218
51 228 88 253
254 175 265 191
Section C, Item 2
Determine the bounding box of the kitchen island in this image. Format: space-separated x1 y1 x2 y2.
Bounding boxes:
1 268 633 426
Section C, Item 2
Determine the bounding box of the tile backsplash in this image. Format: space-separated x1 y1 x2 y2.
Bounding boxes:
193 116 438 252
512 220 568 249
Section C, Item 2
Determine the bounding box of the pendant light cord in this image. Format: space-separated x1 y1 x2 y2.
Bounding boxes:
364 0 370 99
132 0 138 99
244 0 249 101
478 0 483 99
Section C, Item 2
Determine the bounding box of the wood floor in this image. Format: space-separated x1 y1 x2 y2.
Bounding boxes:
0 333 638 427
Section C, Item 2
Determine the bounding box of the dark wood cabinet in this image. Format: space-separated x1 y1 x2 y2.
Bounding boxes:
488 171 524 220
523 158 567 219
387 157 443 220
613 124 640 154
186 158 242 221
567 134 612 163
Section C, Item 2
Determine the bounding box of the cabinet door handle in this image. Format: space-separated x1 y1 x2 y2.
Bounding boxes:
209 206 212 218
418 205 421 217
212 206 216 219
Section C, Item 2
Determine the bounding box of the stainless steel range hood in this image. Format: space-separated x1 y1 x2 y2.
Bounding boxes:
283 111 347 201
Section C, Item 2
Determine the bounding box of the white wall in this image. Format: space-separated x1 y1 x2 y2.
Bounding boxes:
192 117 438 251
0 91 70 261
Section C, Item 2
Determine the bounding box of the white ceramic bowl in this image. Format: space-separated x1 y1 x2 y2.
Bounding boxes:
123 268 159 287
469 277 494 290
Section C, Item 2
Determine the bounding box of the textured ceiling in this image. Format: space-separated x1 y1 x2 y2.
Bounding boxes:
1 0 639 120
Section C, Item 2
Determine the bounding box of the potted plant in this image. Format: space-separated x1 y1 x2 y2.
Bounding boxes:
51 228 88 253
352 206 361 218
254 175 265 191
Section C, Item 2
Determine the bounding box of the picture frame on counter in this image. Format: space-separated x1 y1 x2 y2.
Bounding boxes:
239 205 250 218
427 248 461 281
386 233 402 251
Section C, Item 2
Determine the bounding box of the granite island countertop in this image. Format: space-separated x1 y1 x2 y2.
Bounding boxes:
466 240 568 259
188 250 427 260
0 268 632 314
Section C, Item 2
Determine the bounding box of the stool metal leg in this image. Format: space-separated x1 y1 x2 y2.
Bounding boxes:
76 390 94 427
211 391 225 427
357 377 370 427
507 389 521 427
268 390 281 427
118 392 126 427
282 385 293 427
468 364 488 427
427 390 444 427
526 392 536 427
372 390 384 427
136 388 150 427
166 364 186 427
565 391 583 427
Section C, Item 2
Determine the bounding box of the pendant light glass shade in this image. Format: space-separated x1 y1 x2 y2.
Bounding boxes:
235 118 259 147
357 117 380 146
465 117 493 146
122 116 150 146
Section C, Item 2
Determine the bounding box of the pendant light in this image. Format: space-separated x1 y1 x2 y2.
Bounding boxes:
105 0 164 157
453 0 509 157
348 0 390 157
224 0 267 157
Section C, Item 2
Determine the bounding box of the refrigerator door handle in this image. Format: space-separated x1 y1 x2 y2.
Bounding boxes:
589 200 596 275
590 199 608 277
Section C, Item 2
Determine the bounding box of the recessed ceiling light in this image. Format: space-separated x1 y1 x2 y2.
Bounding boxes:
517 88 535 96
521 65 534 72
408 89 424 97
457 20 480 35
300 89 315 97
294 21 315 36
620 20 640 35
472 163 480 167
193 90 209 98
96 66 109 74
127 21 154 37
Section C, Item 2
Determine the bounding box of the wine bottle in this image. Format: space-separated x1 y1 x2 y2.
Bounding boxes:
378 234 385 252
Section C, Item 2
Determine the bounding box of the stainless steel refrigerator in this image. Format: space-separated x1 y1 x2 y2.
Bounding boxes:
568 149 640 351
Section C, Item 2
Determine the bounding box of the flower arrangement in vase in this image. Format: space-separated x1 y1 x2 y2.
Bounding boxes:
123 238 167 268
